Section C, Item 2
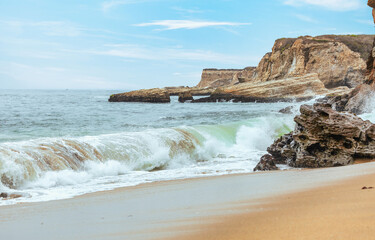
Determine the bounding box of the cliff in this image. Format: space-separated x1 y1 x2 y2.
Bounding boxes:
197 35 373 89
197 69 245 88
255 35 375 170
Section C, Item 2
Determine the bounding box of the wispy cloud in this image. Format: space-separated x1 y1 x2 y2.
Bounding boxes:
134 20 251 30
171 7 204 14
295 14 317 23
0 20 81 37
101 0 162 12
78 44 260 65
284 0 362 11
356 19 374 26
0 62 137 89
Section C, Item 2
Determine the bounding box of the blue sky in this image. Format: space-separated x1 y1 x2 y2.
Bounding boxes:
0 0 373 90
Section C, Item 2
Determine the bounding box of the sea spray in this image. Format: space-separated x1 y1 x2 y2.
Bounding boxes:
0 90 322 205
0 114 296 204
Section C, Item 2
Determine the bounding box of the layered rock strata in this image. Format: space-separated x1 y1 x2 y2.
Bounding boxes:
109 88 170 103
197 69 244 88
196 35 373 89
327 38 375 114
258 103 375 170
193 74 350 103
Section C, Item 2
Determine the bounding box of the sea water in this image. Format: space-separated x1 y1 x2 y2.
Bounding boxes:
0 89 317 205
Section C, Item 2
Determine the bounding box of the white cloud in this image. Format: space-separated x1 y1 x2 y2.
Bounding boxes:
101 0 161 12
0 62 137 89
284 0 362 11
0 20 81 37
134 20 251 30
80 44 260 65
295 14 317 23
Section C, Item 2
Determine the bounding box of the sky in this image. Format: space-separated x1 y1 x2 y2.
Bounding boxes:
0 0 373 90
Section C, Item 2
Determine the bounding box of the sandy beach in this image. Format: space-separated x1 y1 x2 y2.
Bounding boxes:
1 162 375 240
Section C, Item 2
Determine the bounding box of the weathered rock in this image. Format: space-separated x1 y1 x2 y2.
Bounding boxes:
328 37 375 114
260 103 375 169
178 92 193 103
109 88 170 103
164 86 214 96
279 106 295 114
196 35 373 89
253 154 279 171
0 193 22 200
194 74 351 103
197 69 243 88
252 35 371 88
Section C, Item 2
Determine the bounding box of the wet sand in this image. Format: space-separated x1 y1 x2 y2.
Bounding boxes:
2 163 375 240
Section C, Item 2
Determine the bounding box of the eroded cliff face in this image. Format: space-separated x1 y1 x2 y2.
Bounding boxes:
197 35 373 89
197 69 244 88
252 35 372 88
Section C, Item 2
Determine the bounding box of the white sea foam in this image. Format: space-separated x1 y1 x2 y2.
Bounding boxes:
0 91 320 206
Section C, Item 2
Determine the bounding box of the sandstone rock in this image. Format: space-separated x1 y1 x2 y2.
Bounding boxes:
196 35 373 90
164 86 214 96
252 35 371 88
328 37 375 114
260 103 375 169
253 154 279 171
197 69 243 88
178 92 193 103
194 74 350 103
109 88 170 103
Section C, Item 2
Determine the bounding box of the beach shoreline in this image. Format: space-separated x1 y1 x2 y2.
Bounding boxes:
2 162 375 239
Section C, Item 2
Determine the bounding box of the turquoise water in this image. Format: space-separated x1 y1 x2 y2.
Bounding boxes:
0 89 308 205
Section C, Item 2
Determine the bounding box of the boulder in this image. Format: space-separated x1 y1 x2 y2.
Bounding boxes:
279 106 295 114
253 154 279 171
258 103 375 169
178 92 193 103
109 88 170 103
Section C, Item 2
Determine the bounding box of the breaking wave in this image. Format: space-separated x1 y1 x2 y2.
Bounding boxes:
0 116 294 200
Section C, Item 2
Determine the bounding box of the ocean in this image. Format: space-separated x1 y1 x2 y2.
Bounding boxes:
0 89 343 205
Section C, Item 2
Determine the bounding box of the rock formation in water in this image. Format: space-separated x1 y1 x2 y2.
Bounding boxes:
197 35 373 89
257 103 375 170
193 74 350 103
256 34 375 170
109 88 171 103
109 35 373 103
197 69 245 88
178 91 193 103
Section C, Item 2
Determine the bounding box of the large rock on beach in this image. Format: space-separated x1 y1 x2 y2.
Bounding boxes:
109 88 171 103
258 103 375 169
253 154 279 171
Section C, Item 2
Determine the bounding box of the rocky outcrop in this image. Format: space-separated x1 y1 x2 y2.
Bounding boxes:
197 69 244 88
109 88 171 103
253 154 279 171
196 35 373 90
165 86 214 96
327 37 375 114
193 74 351 103
258 103 375 169
178 92 193 103
251 35 371 88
